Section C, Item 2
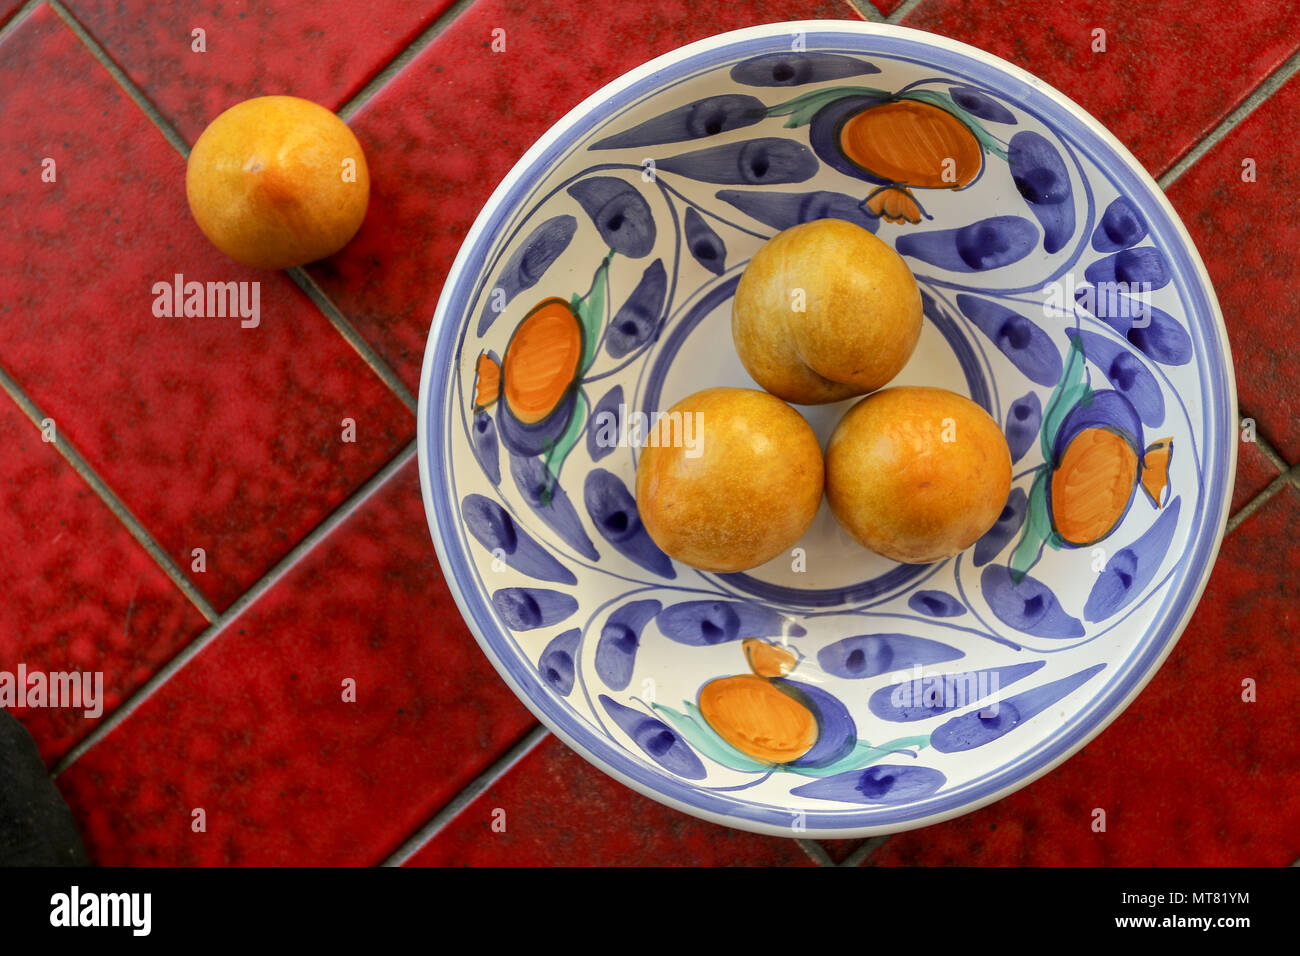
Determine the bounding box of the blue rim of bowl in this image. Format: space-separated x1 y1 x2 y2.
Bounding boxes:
417 21 1236 838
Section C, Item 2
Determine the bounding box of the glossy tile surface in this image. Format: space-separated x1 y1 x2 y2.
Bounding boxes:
0 399 207 766
63 0 458 143
0 4 414 610
56 461 538 865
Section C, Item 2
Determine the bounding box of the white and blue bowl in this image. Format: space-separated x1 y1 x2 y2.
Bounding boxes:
417 21 1235 837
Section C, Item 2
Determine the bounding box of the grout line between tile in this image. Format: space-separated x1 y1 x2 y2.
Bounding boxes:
1159 45 1300 190
0 0 42 44
844 0 885 23
50 440 417 779
840 834 890 866
337 0 479 121
286 268 418 412
885 0 925 25
55 0 418 412
1224 471 1289 536
0 363 218 623
380 724 551 866
1240 414 1292 475
48 0 190 156
796 839 835 866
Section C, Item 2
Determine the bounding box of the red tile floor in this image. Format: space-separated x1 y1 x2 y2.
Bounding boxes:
1 0 1297 866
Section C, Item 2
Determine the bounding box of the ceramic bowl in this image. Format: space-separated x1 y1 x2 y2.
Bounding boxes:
417 21 1235 837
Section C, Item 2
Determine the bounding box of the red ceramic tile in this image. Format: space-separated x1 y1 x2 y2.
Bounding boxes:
61 0 457 144
0 0 26 29
55 459 539 865
308 0 866 391
870 488 1300 866
0 399 207 766
404 734 816 866
902 0 1300 178
1166 72 1300 463
0 5 414 610
1232 435 1281 514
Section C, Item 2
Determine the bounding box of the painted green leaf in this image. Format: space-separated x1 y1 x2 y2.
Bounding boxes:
784 735 931 778
575 251 613 374
1040 335 1092 462
766 85 888 128
1009 468 1052 583
541 389 588 492
652 701 771 773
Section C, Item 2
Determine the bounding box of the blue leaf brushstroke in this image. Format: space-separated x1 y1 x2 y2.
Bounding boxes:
730 52 880 87
896 216 1038 272
1066 328 1165 426
657 600 805 646
510 455 599 560
586 385 624 462
600 695 707 779
956 294 1063 386
1085 246 1170 291
461 494 576 585
907 590 966 618
477 215 577 335
605 258 667 359
819 634 964 680
656 139 818 186
567 177 656 258
491 587 578 630
538 628 581 696
583 469 675 579
949 86 1016 124
930 663 1106 752
1008 131 1075 254
869 661 1047 721
974 487 1029 567
683 206 726 276
1084 497 1181 622
1005 392 1042 464
980 565 1085 638
1092 196 1147 252
591 94 767 149
595 599 661 690
470 408 501 485
790 764 947 804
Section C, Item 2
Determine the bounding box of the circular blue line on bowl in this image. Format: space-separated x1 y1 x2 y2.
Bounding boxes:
417 22 1235 836
637 271 993 608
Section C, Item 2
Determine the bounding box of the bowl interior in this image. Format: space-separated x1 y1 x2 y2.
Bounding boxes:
418 22 1233 837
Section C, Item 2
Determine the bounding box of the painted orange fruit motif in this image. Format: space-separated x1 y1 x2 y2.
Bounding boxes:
1013 339 1175 579
839 100 983 223
476 297 583 425
699 672 818 765
768 85 1007 225
1050 427 1170 547
696 638 858 768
